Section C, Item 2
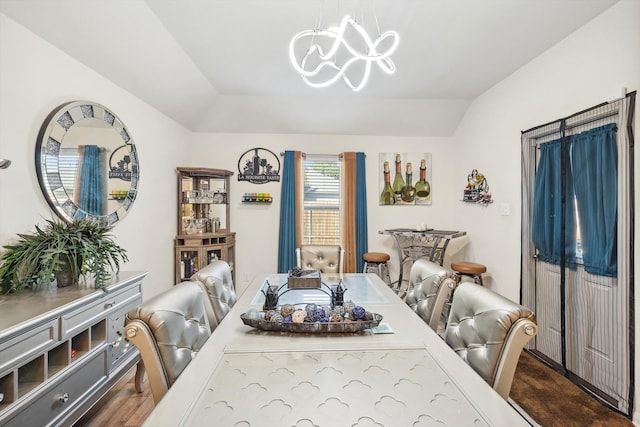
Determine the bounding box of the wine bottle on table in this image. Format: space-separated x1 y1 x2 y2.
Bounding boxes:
415 159 431 204
380 161 396 205
392 154 404 203
401 162 416 203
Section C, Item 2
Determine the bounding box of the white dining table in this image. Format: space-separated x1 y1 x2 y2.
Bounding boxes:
142 273 530 427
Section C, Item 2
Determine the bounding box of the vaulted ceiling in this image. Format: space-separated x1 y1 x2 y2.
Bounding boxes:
0 0 619 135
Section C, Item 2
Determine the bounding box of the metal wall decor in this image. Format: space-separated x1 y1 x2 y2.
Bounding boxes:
108 145 134 181
462 169 493 206
237 147 280 184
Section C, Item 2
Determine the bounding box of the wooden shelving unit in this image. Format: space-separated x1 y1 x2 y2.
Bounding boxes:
175 168 236 284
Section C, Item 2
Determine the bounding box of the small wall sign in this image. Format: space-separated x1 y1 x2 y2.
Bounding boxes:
237 148 281 184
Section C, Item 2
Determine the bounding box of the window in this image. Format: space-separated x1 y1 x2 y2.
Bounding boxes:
59 147 81 198
302 154 341 245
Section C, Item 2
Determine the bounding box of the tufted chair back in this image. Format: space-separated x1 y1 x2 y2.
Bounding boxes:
405 259 456 333
190 260 237 326
296 245 344 273
444 282 538 399
125 281 212 404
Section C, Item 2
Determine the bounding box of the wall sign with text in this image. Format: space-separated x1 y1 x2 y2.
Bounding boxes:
237 148 281 184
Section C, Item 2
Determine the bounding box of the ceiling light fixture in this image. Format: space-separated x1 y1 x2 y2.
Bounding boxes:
289 11 399 91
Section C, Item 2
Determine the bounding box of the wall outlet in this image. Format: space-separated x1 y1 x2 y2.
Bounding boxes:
500 203 510 216
243 272 251 282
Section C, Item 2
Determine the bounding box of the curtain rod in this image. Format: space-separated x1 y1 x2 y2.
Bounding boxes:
280 151 306 158
522 90 636 136
522 104 619 139
279 151 366 158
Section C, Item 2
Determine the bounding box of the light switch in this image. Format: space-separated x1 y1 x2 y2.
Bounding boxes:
500 203 510 216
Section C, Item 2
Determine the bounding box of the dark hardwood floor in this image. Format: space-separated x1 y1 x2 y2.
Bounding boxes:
73 367 153 427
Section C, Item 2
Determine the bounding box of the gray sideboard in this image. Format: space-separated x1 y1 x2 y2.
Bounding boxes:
0 271 147 427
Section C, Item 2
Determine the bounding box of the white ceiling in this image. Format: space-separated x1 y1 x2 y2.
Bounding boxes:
0 0 619 135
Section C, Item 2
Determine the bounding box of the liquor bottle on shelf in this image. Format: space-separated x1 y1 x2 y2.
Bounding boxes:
192 255 199 275
183 252 192 278
392 154 404 203
401 162 416 203
379 161 396 205
415 159 431 204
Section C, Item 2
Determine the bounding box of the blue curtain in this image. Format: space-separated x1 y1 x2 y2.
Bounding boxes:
355 152 368 273
78 145 103 217
531 139 577 267
570 124 617 277
277 151 297 273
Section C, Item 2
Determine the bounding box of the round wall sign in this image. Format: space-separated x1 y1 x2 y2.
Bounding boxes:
237 148 280 184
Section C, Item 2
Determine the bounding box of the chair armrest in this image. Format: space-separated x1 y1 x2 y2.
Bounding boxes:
428 277 456 331
492 318 538 399
125 319 171 404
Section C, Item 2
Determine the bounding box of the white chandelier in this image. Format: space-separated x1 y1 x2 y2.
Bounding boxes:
289 14 399 91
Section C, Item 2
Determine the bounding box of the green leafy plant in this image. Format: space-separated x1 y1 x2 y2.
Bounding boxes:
0 218 128 293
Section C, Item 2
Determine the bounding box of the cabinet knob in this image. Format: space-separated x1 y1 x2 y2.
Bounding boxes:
59 392 69 403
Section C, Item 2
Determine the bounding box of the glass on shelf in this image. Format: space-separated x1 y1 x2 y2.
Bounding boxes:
242 192 271 203
110 189 128 200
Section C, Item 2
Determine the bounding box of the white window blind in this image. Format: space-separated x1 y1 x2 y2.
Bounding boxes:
303 154 341 245
59 148 81 197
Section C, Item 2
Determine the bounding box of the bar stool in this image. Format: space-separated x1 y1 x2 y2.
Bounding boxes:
363 252 392 286
451 261 486 286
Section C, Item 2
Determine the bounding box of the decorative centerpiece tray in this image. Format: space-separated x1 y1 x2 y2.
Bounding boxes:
240 312 383 333
243 277 382 333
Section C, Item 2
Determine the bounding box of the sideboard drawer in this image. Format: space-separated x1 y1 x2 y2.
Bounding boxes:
60 285 141 340
0 320 57 376
2 349 107 427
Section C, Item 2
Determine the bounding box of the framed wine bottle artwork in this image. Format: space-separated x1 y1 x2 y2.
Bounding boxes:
378 152 432 206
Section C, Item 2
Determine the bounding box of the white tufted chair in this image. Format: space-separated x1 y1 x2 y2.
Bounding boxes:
190 260 237 326
296 245 344 273
444 282 538 400
125 281 213 404
404 259 456 333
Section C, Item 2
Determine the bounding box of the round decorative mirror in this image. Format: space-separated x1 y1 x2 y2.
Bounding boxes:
36 100 140 225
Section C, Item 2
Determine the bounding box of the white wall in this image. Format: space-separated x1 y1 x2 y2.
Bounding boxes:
0 13 191 299
451 0 640 421
188 133 464 296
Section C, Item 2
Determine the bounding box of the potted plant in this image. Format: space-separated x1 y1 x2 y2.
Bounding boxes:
0 218 128 293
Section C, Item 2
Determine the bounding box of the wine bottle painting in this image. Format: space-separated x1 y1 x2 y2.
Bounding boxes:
379 152 432 205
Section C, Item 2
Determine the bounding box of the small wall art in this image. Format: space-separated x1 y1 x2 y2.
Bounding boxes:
462 169 493 206
379 152 432 205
